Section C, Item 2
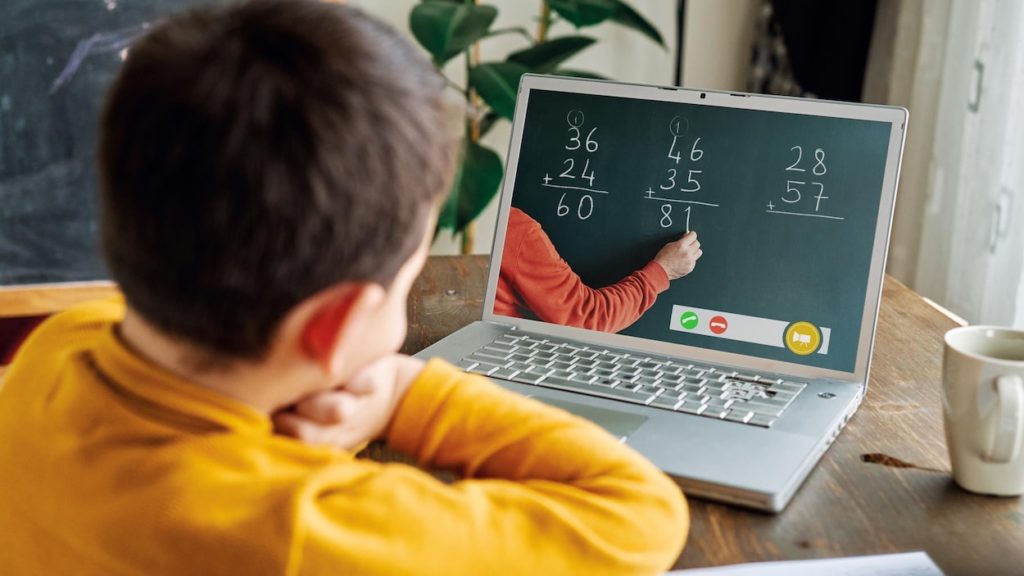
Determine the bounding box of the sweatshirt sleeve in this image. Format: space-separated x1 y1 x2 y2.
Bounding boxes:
298 359 688 575
507 219 670 333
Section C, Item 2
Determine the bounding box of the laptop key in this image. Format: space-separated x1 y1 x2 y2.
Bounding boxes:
635 384 663 396
703 406 730 419
751 395 789 408
507 361 532 373
771 381 806 393
510 371 547 385
548 369 574 380
648 394 683 410
474 349 514 361
485 343 515 354
489 367 520 381
467 358 509 371
509 353 535 364
743 402 785 417
767 390 799 402
724 410 754 424
748 414 776 428
676 399 707 415
468 364 498 376
530 374 653 404
653 380 682 392
589 385 656 405
570 373 597 385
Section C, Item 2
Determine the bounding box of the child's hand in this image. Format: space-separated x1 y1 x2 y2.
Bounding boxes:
273 355 425 451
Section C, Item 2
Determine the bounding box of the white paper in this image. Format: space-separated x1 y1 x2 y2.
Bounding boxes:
666 552 943 576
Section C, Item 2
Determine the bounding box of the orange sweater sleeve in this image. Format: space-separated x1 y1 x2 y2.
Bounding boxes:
299 359 688 575
504 216 669 333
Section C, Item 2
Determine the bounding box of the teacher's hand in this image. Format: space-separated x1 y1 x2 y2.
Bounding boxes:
653 231 702 280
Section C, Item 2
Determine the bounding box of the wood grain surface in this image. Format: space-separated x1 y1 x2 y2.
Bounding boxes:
0 282 118 317
403 256 1024 576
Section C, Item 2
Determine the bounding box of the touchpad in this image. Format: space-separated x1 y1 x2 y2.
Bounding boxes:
539 397 648 441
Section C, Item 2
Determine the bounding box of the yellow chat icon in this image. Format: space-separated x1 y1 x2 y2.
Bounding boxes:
784 321 821 356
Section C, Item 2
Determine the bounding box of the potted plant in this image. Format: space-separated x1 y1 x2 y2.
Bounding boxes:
408 0 664 252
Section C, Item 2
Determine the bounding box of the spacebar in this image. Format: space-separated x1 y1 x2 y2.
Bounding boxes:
535 377 654 405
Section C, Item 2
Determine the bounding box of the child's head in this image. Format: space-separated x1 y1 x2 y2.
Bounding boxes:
98 0 454 374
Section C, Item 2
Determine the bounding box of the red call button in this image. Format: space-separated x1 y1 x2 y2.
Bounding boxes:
709 315 728 335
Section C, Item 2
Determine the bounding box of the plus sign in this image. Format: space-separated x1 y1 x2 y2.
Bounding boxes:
767 200 775 211
645 187 655 198
543 173 552 185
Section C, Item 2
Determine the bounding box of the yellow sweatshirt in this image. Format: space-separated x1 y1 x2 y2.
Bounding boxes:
0 299 688 575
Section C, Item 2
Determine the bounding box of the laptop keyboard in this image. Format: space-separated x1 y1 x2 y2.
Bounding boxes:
456 333 806 428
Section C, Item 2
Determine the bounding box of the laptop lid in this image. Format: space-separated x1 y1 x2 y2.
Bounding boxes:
482 75 907 386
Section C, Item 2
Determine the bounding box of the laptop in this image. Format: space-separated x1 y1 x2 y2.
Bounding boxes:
416 74 907 512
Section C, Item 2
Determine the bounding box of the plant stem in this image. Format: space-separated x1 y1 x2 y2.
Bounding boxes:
442 74 466 93
461 2 483 255
484 26 536 45
537 0 551 42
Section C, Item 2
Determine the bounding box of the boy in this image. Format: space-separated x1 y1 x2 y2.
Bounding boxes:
0 1 688 574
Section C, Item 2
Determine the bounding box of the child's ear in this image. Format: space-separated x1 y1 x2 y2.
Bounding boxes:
301 283 386 376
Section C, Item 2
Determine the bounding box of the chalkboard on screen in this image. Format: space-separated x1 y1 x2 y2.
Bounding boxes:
0 0 215 288
507 87 896 373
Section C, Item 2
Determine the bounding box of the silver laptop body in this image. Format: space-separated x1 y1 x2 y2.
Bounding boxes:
416 75 907 512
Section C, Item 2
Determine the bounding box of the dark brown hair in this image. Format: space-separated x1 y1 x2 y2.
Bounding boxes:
99 0 454 360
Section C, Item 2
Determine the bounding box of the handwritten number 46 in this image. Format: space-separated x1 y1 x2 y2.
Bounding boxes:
668 136 703 163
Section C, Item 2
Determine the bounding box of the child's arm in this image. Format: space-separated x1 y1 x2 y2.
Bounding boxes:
295 358 688 575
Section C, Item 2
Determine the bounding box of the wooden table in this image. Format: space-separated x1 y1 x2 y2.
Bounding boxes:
3 256 1021 574
404 256 1024 576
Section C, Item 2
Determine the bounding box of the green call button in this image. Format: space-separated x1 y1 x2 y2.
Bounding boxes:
679 310 699 330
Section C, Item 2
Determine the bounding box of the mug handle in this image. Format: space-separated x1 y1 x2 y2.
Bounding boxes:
985 375 1024 463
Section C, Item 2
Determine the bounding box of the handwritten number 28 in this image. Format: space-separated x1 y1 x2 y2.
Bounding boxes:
787 146 827 175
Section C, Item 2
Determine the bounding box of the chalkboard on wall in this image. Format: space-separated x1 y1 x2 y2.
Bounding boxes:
0 0 215 288
507 87 895 373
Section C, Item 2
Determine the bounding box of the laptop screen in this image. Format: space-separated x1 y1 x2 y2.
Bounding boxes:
491 85 896 374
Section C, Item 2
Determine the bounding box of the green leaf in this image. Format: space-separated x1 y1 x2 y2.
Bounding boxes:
439 139 504 232
507 36 596 73
468 62 531 120
548 0 616 28
608 0 664 47
409 3 498 67
551 68 608 80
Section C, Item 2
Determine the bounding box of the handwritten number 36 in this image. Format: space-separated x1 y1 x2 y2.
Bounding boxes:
566 127 599 152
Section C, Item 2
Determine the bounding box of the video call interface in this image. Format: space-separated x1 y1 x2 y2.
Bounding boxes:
493 88 894 374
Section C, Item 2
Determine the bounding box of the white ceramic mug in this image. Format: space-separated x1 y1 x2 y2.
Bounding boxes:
943 326 1024 496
